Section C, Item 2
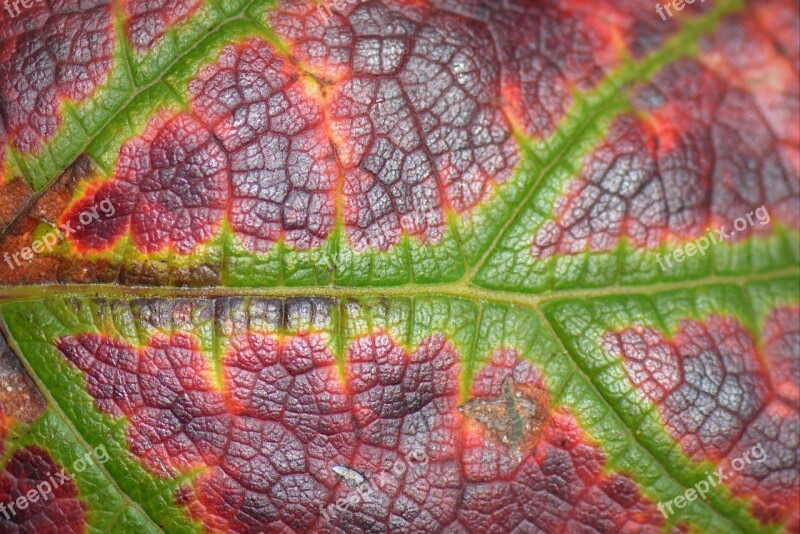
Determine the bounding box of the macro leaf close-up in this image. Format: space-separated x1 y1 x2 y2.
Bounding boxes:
0 0 798 532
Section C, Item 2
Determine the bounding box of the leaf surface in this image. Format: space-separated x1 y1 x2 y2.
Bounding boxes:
0 0 797 533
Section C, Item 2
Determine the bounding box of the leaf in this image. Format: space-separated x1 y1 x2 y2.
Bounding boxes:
0 0 797 533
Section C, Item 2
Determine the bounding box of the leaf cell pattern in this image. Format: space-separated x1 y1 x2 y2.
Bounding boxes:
0 0 797 533
55 321 669 533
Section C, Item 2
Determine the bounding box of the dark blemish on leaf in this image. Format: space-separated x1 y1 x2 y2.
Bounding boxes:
459 377 549 455
279 300 289 330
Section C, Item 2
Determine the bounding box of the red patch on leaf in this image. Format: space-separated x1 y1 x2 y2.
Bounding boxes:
700 0 800 195
726 400 800 529
43 0 720 256
604 316 770 460
762 307 800 406
56 325 669 532
447 0 694 136
0 0 114 152
57 330 356 532
57 332 228 475
455 350 667 533
122 0 202 52
0 121 6 186
189 38 337 253
531 0 799 259
330 333 463 530
0 412 7 457
277 0 678 139
62 112 230 255
0 446 86 533
271 0 519 250
604 312 800 527
725 306 800 528
431 0 673 138
262 0 726 252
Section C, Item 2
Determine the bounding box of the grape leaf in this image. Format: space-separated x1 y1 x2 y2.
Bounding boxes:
0 0 798 533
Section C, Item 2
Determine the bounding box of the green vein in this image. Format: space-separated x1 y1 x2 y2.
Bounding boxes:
465 0 744 284
536 306 752 532
15 0 254 193
0 317 166 534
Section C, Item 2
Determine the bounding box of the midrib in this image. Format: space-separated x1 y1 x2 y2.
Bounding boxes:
0 265 795 307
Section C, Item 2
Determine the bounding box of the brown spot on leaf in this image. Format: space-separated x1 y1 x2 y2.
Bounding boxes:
0 330 45 426
459 375 549 454
0 156 104 285
0 178 32 232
